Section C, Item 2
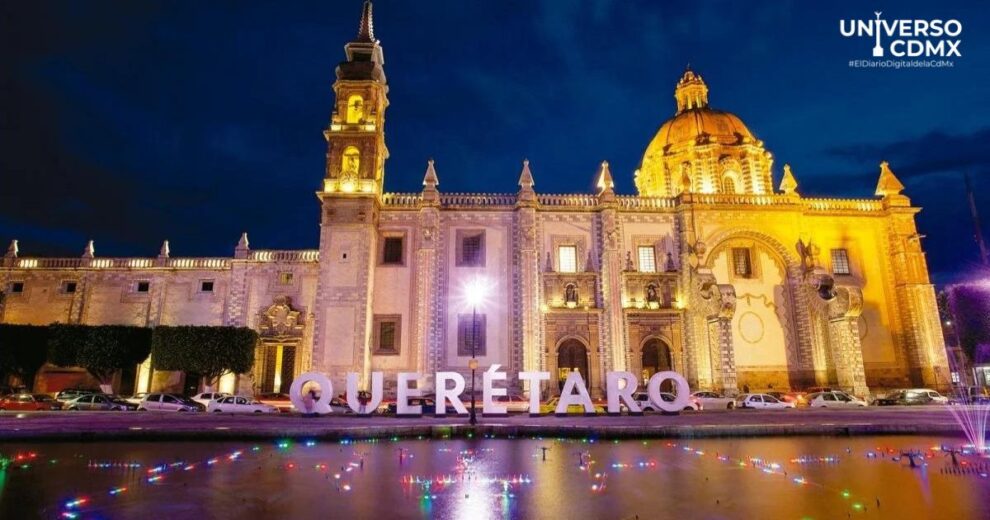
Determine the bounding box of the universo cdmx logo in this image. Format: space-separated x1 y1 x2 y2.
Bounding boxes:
840 11 962 68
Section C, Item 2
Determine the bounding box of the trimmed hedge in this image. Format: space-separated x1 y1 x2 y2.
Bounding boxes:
151 326 257 387
47 324 152 385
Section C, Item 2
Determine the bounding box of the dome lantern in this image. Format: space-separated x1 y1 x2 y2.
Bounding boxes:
674 67 710 114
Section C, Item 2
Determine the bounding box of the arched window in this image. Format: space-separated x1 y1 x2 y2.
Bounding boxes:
341 147 361 178
722 176 739 194
346 95 365 124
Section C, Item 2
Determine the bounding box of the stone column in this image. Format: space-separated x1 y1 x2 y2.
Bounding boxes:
414 204 440 376
826 286 869 396
598 205 626 374
514 204 540 389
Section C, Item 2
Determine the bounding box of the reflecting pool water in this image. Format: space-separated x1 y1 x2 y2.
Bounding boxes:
1 436 988 519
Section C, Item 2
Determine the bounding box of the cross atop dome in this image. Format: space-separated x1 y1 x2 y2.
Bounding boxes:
674 66 710 114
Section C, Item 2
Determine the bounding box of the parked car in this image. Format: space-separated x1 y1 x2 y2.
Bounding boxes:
807 391 868 408
767 391 809 407
387 397 437 415
207 395 279 414
540 397 606 414
124 392 150 406
874 389 948 406
191 392 232 408
138 393 202 412
55 388 98 403
804 386 834 395
691 391 735 410
737 393 795 409
257 392 295 412
495 394 532 414
66 394 137 411
0 393 63 411
632 391 702 412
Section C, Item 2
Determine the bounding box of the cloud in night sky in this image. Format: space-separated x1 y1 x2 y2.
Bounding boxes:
1 0 988 285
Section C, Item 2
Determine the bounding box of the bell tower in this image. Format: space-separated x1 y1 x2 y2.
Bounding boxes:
311 1 388 387
322 0 389 196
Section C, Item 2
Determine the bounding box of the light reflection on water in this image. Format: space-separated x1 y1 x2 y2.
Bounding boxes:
1 435 988 519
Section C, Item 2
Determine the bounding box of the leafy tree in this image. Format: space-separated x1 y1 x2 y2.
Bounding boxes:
0 324 49 389
47 324 152 386
948 284 990 363
151 326 257 389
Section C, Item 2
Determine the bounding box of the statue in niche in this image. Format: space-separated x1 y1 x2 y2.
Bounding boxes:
565 283 579 304
646 284 659 303
346 95 365 124
341 147 360 182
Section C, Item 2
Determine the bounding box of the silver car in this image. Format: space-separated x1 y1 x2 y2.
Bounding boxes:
138 393 202 412
66 394 137 411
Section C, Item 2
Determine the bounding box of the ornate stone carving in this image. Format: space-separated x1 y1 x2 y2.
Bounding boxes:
259 296 304 338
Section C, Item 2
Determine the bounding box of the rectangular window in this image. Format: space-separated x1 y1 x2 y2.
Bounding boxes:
456 230 486 267
278 272 294 285
557 245 577 273
457 313 487 356
136 281 150 293
382 236 404 265
10 281 24 293
372 315 401 355
732 248 753 278
638 246 657 273
831 249 851 275
200 280 215 292
61 281 77 294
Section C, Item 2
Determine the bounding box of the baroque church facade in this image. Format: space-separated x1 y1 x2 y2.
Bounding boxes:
0 3 949 398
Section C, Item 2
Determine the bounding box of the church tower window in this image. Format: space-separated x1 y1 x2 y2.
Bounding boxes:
346 94 365 124
732 248 753 278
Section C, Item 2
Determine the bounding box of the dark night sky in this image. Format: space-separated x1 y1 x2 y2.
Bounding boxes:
1 1 987 285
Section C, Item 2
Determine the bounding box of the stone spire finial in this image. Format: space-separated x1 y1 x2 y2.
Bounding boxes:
875 160 906 197
421 159 440 205
779 164 799 195
544 251 554 272
356 0 375 43
235 232 250 259
5 239 17 258
82 240 95 259
159 240 170 259
595 160 615 195
423 159 439 189
518 159 535 189
584 250 596 272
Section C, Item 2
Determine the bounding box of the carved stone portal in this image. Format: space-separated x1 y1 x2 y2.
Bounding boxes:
259 296 304 339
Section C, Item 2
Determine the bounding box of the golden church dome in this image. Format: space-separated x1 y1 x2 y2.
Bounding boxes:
635 68 773 197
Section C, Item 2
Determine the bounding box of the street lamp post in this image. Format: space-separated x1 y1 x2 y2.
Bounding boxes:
469 303 478 425
465 278 486 426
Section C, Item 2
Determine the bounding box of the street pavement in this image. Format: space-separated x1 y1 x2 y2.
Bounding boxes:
0 405 977 441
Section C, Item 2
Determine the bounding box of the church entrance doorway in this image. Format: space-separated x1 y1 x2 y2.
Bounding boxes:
642 338 673 390
557 339 589 391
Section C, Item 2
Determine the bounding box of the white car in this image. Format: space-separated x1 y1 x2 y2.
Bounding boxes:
737 393 794 409
191 392 232 408
207 395 279 414
808 391 868 408
138 393 201 412
691 391 736 410
632 391 702 412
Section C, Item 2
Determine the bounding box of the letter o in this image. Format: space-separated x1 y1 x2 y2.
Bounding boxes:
289 372 334 414
647 371 692 413
944 20 962 37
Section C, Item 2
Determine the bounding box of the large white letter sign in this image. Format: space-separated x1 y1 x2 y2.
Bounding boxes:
646 371 691 413
289 372 334 415
606 371 641 414
519 371 550 415
345 372 384 414
556 371 595 415
435 372 467 416
482 364 508 415
397 372 423 415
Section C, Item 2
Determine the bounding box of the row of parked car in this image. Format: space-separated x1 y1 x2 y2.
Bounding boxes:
0 386 977 414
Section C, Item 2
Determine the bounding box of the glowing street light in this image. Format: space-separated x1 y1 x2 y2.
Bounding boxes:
464 276 488 425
